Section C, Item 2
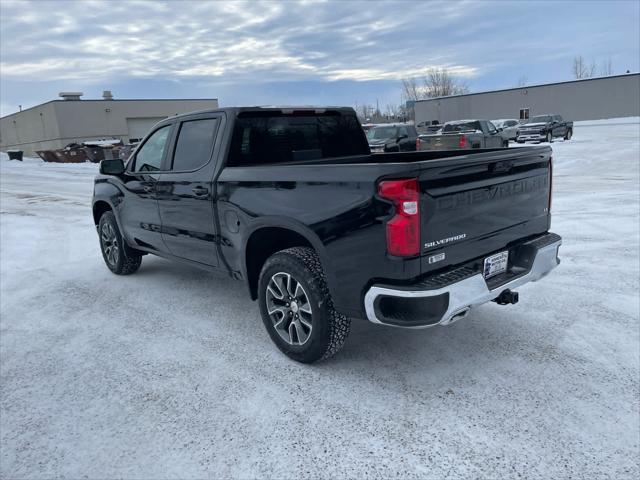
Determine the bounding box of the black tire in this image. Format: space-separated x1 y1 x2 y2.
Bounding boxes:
258 247 350 363
564 129 572 140
98 211 142 275
502 140 509 148
546 131 553 143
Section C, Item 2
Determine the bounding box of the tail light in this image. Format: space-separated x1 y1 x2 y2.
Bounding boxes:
416 138 422 150
548 156 553 212
378 178 420 257
459 135 467 148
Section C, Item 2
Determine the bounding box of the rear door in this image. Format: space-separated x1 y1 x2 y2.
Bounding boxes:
156 114 223 266
418 149 552 272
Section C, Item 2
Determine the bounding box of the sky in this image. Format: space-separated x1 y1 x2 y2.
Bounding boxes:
1 0 639 116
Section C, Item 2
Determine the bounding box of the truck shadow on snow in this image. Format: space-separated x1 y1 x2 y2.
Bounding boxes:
132 257 537 369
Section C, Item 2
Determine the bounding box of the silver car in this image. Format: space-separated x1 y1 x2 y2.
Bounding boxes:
492 119 520 141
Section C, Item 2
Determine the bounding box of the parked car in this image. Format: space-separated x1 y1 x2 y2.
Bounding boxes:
517 114 573 143
418 119 508 150
367 123 419 153
492 119 520 141
93 106 561 363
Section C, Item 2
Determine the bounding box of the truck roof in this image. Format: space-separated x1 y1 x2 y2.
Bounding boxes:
169 106 357 120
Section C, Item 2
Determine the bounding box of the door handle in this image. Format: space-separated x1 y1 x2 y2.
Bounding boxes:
192 186 209 196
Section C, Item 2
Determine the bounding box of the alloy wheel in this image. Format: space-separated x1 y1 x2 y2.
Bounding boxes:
101 222 119 266
265 272 313 345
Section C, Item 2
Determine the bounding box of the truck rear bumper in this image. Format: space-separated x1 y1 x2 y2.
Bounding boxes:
363 233 561 328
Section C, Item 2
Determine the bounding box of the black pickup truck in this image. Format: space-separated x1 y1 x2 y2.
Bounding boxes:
93 107 561 363
517 114 573 143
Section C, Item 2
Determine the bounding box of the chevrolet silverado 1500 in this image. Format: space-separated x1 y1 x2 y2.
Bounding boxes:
93 107 561 363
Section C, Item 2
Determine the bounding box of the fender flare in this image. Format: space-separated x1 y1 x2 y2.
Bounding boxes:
240 216 338 300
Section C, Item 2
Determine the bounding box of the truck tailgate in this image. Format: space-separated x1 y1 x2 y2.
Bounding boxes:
419 134 463 150
419 149 551 274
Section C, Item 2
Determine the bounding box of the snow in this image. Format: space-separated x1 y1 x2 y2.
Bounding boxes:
1 118 639 478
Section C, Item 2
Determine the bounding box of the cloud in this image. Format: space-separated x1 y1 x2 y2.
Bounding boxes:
0 0 484 84
0 0 638 113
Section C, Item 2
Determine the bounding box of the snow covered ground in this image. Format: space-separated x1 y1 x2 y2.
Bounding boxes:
1 118 639 479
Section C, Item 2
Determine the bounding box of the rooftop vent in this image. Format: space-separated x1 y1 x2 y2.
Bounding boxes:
59 92 83 101
102 90 113 100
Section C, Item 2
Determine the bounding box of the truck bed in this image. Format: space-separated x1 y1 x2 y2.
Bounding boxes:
218 145 552 317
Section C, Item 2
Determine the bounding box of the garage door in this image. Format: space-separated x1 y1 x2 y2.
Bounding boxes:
126 117 166 143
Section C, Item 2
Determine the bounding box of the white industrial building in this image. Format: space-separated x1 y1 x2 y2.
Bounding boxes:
414 73 640 126
0 92 219 155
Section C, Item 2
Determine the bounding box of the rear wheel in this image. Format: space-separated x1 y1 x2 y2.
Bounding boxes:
99 211 142 275
502 140 509 147
258 247 350 363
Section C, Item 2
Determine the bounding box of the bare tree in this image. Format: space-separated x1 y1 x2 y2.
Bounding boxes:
600 58 614 76
516 75 528 87
356 104 373 122
423 68 469 97
384 104 399 119
401 78 421 102
573 55 596 79
401 68 469 102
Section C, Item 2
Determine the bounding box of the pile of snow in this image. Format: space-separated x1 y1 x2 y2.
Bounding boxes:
1 118 638 478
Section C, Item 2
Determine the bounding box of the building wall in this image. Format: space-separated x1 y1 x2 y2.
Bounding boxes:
0 102 61 153
415 74 640 125
1 98 218 155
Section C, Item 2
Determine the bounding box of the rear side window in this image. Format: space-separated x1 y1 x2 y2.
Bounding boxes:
227 112 369 166
172 118 219 171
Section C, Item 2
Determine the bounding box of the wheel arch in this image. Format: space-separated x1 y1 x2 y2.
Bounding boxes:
242 220 332 301
92 200 113 226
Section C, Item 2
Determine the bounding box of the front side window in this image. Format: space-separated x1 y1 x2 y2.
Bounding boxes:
487 121 498 133
133 125 171 172
171 118 219 171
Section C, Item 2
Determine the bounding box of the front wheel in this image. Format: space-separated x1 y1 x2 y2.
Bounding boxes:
258 247 350 363
564 129 572 140
546 132 553 143
98 211 142 275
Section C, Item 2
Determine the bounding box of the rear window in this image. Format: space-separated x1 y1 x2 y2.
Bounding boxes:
172 118 219 171
227 112 369 166
443 121 482 133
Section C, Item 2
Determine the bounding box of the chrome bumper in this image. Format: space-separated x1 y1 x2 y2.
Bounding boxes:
517 134 545 141
364 237 561 328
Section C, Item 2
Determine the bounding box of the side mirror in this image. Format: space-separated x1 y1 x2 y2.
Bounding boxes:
100 158 125 175
497 127 504 132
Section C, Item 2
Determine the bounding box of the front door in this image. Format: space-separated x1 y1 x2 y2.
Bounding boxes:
156 116 222 266
120 124 173 252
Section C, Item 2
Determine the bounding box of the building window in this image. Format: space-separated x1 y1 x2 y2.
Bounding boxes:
519 108 530 121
